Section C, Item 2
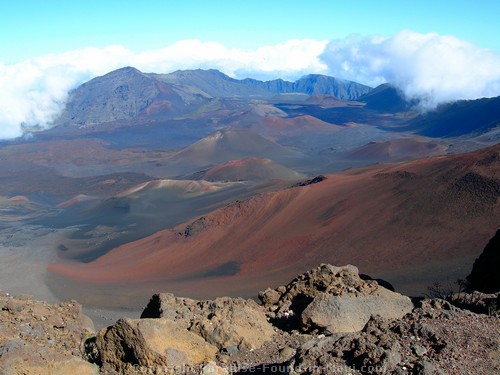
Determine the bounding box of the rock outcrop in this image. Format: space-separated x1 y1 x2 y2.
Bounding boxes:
467 229 500 293
259 264 413 333
95 317 218 373
3 263 499 374
0 292 98 375
141 293 275 351
93 293 276 372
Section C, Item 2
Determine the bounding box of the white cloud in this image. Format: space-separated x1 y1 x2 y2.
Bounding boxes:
0 39 328 139
320 30 500 108
130 39 328 79
0 46 130 139
1 31 499 139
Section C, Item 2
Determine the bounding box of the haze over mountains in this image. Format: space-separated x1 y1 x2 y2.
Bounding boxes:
0 66 499 321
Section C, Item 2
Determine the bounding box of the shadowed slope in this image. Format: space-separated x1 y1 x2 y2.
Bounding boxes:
48 145 500 300
47 178 271 263
359 83 416 113
399 96 500 137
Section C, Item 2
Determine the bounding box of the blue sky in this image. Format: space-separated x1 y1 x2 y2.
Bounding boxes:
2 0 500 63
0 0 499 139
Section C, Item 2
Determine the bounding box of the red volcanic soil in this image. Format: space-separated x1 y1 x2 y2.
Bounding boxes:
168 128 301 166
188 157 304 181
49 145 500 300
143 100 173 115
259 115 342 136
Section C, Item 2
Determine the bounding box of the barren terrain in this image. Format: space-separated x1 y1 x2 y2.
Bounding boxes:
0 68 498 327
48 145 500 313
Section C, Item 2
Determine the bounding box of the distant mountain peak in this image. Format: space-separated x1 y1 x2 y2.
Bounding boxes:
359 83 416 113
101 66 147 79
162 68 235 81
53 67 373 128
115 66 141 73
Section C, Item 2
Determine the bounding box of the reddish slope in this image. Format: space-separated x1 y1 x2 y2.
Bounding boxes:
257 115 343 138
168 128 302 166
49 145 500 297
185 157 305 181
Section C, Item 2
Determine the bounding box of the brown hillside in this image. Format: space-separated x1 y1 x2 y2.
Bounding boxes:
167 128 302 167
48 145 500 300
186 157 305 181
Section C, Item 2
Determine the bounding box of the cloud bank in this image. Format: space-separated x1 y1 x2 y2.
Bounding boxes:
1 30 499 139
321 30 500 108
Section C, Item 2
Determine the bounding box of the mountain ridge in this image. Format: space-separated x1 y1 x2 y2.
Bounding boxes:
53 67 372 127
155 68 372 99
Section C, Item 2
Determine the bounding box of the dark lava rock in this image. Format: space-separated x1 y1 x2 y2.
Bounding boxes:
290 175 327 188
467 229 500 293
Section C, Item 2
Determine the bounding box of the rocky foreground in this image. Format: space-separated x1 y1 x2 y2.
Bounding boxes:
1 264 499 374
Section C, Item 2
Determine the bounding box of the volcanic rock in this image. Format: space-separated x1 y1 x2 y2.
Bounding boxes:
0 346 98 375
259 264 413 333
290 174 327 187
0 292 97 375
200 361 229 375
467 229 500 293
94 293 275 372
301 290 414 333
3 261 500 374
413 360 444 375
95 317 217 373
451 291 500 315
289 300 498 374
141 293 275 350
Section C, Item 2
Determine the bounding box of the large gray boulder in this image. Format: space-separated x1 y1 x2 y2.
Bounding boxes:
259 264 413 332
301 289 414 333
